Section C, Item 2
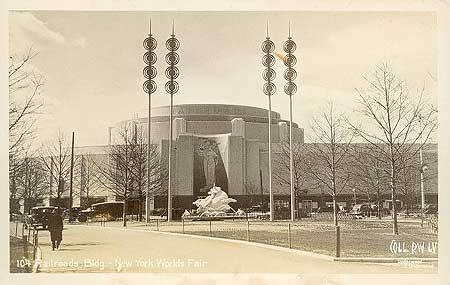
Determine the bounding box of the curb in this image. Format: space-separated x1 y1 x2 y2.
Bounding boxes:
334 257 438 263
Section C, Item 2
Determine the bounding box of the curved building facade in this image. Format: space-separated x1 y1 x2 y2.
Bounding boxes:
114 104 303 144
111 104 304 212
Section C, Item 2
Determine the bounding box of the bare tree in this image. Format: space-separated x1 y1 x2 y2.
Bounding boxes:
97 125 132 226
94 122 167 226
40 132 74 208
78 154 104 208
9 48 44 215
9 154 24 216
242 182 259 210
348 62 437 235
17 156 48 213
396 160 419 216
9 48 44 156
306 103 354 226
350 144 390 219
274 140 317 217
128 123 167 221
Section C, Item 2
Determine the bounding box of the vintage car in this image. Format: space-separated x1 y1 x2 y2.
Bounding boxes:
77 201 124 222
27 206 57 229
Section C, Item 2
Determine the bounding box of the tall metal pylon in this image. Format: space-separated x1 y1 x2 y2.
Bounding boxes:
282 21 298 221
165 20 180 222
261 21 276 221
143 18 158 222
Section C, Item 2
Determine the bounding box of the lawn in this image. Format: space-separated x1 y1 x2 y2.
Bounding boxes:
146 219 438 258
9 236 32 273
84 218 438 258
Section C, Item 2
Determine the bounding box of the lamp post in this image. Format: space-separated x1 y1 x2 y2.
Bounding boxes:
419 151 428 227
143 19 158 222
418 115 428 228
165 20 180 222
282 22 298 222
69 132 75 222
262 21 276 221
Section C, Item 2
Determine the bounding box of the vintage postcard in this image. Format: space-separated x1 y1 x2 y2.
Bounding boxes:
1 1 449 284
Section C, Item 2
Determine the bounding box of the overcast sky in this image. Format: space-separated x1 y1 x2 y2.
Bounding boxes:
9 11 437 146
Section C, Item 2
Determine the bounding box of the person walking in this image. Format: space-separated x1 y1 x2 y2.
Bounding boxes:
47 208 64 250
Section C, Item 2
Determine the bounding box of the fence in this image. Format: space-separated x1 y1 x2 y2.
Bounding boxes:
310 211 389 221
426 214 438 233
9 217 41 272
65 212 437 259
139 217 437 259
142 218 342 257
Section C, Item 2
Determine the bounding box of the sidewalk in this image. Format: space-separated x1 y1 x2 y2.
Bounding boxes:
36 224 437 273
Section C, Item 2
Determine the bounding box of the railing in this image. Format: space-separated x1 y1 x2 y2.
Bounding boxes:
77 212 438 259
10 217 41 272
427 214 438 233
309 211 386 221
146 217 342 256
140 217 437 259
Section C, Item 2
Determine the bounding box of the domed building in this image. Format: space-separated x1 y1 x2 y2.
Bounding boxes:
110 104 304 212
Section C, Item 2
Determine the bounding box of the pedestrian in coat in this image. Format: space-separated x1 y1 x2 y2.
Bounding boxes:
47 209 63 250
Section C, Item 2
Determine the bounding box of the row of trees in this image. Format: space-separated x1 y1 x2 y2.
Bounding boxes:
274 63 437 234
9 48 45 218
9 131 103 215
93 122 167 226
9 49 167 225
10 125 168 226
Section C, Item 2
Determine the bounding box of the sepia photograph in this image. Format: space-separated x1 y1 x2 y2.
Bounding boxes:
2 1 450 284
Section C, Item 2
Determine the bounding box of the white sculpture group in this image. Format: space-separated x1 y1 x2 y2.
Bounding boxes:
184 185 237 217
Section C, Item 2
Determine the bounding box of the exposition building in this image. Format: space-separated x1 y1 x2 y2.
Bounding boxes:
107 104 304 213
43 103 437 219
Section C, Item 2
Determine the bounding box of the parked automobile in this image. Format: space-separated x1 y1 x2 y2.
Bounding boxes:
316 206 335 213
370 204 390 216
77 208 94 222
27 206 57 229
77 201 124 222
63 207 82 222
398 205 422 217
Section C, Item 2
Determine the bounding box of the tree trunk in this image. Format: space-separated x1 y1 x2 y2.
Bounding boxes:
86 186 89 209
390 161 398 235
332 196 338 226
376 190 381 220
122 197 127 227
138 193 143 222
